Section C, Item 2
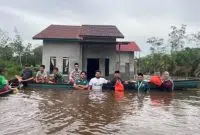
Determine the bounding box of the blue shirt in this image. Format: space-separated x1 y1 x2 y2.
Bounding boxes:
22 69 33 80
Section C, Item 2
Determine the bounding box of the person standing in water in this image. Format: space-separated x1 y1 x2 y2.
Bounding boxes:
135 73 149 91
111 70 128 91
161 71 173 91
88 70 109 91
74 71 88 90
69 63 81 84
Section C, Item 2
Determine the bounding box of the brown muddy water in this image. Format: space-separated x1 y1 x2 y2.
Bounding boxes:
0 89 200 135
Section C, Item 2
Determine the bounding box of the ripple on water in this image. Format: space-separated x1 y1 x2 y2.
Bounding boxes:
1 90 200 135
0 93 45 135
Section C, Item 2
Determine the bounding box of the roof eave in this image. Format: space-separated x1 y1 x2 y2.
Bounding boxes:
80 35 124 39
32 37 82 41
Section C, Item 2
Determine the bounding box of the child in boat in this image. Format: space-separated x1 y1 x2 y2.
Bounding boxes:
35 65 48 83
49 67 63 84
88 70 110 91
0 67 10 92
161 71 173 91
74 71 88 90
135 73 149 91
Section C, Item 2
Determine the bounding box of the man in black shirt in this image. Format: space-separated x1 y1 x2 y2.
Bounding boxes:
110 71 128 89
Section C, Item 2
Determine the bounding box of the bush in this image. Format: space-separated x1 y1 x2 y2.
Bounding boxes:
0 60 21 79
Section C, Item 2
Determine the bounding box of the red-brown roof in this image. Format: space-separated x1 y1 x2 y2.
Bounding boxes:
116 42 141 52
80 25 124 38
33 25 81 40
33 24 124 40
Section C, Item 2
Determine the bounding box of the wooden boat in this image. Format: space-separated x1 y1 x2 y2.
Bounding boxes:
0 88 13 96
24 80 200 90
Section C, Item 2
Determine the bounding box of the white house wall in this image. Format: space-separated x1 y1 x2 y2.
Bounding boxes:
42 40 82 74
117 52 135 78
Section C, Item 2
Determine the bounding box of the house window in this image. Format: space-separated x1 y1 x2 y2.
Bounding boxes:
63 57 69 74
50 56 56 74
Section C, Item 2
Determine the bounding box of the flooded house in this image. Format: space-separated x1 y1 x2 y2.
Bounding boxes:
33 24 140 79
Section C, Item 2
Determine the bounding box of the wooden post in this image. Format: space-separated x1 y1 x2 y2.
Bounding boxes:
138 51 140 72
118 44 121 70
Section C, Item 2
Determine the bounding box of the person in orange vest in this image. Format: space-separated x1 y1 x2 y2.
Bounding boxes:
149 72 162 87
110 71 128 91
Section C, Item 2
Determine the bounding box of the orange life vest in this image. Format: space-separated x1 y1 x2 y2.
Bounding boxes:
115 80 124 91
115 90 124 101
149 75 162 86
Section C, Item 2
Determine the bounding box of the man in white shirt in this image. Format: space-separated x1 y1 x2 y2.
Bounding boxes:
88 70 109 91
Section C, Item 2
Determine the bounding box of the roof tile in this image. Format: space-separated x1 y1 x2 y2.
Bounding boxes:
116 42 141 52
80 25 124 38
33 25 81 39
33 24 124 39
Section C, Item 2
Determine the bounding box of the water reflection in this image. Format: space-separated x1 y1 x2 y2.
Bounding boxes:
150 91 173 106
88 90 106 103
114 91 124 101
1 89 200 135
36 90 127 134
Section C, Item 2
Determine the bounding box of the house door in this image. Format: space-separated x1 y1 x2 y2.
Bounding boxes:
105 59 109 76
87 58 99 80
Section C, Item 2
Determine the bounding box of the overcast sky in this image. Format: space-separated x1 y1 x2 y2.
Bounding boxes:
0 0 200 55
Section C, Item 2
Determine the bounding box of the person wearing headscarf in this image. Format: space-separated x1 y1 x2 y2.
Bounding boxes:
161 71 174 91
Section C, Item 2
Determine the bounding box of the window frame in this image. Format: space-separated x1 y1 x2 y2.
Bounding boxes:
63 57 69 75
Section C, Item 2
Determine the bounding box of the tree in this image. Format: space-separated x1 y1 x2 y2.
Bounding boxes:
11 28 25 67
33 45 43 65
188 31 200 47
146 37 167 72
147 37 165 54
0 29 13 60
0 46 13 60
168 24 187 53
23 43 32 64
0 28 9 47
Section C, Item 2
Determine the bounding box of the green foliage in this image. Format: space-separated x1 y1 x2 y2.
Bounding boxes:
0 27 43 79
147 37 165 54
168 24 187 52
32 46 43 65
141 24 200 77
0 60 20 79
188 32 200 47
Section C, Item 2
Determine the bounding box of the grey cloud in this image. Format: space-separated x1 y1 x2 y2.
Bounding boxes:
1 0 200 55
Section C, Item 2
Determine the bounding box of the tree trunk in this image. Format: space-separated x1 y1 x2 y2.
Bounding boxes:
19 54 22 68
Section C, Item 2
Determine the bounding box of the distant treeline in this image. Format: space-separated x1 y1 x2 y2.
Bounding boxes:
140 24 200 77
0 28 42 78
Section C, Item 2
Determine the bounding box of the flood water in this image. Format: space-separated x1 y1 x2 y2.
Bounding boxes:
1 89 200 135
